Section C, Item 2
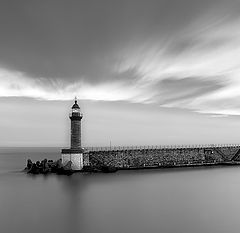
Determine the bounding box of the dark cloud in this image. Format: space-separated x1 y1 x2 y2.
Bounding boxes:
0 0 236 82
196 97 240 112
153 77 226 105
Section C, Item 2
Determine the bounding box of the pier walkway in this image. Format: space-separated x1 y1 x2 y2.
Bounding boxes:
84 144 240 151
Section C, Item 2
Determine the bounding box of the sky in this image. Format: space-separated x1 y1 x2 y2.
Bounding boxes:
1 0 240 147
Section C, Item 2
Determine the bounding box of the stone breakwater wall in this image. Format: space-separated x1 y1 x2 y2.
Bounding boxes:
84 145 240 169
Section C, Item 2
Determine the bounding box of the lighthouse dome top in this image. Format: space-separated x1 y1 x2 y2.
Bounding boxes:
72 98 80 109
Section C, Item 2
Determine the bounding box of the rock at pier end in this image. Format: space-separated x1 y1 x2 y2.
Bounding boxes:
24 158 74 175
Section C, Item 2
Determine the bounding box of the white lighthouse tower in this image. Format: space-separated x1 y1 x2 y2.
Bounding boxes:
61 98 84 170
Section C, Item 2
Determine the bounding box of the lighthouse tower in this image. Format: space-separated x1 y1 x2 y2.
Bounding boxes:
70 98 83 148
61 98 84 170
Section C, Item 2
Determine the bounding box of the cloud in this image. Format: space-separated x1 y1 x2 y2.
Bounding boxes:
1 0 240 115
151 77 225 105
112 3 240 115
0 0 236 81
0 67 154 102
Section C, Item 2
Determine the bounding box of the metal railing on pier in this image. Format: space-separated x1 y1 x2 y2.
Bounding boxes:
83 144 240 152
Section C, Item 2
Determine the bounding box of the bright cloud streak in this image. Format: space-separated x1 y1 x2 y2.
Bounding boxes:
0 67 157 103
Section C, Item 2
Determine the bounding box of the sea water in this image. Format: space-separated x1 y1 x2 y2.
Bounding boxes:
1 147 240 233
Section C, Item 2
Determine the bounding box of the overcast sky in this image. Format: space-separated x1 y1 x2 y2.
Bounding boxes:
1 0 240 146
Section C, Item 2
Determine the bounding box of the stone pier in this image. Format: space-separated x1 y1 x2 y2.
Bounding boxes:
83 144 240 169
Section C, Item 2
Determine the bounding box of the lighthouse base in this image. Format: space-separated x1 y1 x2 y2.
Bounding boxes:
61 148 84 170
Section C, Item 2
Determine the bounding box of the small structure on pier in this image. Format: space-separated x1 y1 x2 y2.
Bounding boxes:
61 98 84 170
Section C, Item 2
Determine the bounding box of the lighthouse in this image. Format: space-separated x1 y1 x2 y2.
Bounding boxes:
61 98 84 170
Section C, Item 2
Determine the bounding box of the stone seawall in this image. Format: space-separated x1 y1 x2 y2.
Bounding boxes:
84 145 240 169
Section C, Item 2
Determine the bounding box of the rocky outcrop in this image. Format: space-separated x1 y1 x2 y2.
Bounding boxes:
24 158 73 175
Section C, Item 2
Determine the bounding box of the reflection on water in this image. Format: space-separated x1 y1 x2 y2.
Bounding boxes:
1 148 240 233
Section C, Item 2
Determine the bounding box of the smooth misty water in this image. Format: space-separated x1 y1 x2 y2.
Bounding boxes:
1 148 240 233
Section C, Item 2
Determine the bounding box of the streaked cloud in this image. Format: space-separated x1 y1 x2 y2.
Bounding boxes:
1 0 240 115
0 67 154 102
151 77 225 105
